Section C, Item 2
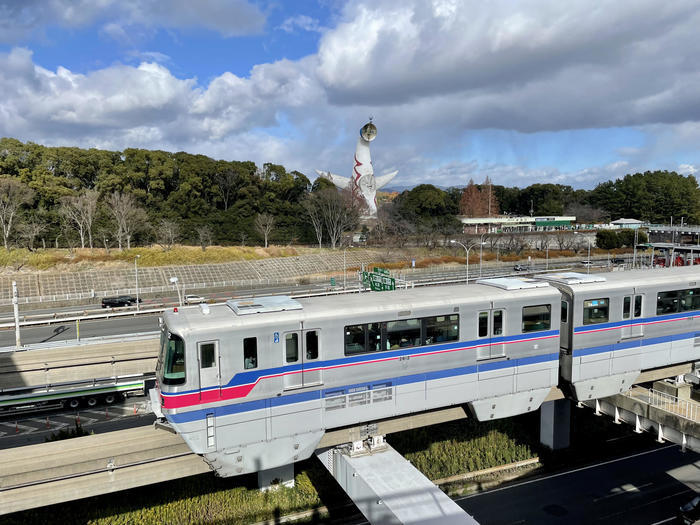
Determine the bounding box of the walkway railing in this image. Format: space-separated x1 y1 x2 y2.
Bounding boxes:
645 388 700 423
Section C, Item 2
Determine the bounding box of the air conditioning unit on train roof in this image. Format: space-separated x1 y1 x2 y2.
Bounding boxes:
476 277 551 290
226 295 303 315
537 272 606 285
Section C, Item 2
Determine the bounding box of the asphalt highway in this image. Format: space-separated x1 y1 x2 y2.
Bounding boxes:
342 445 699 525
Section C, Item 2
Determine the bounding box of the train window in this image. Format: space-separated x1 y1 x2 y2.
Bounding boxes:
344 324 366 356
560 301 568 324
243 337 257 369
634 295 643 317
424 315 459 345
478 312 489 338
657 291 680 314
162 333 186 385
493 310 503 335
522 305 551 332
285 333 299 363
680 289 700 311
306 331 319 360
385 319 421 349
623 296 631 320
368 323 382 351
199 342 216 368
583 298 609 325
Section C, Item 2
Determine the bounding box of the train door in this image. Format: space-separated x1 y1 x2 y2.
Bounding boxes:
283 331 303 390
560 295 571 349
197 340 220 398
630 293 644 338
302 328 322 386
477 308 505 359
283 326 322 390
621 293 644 339
490 309 505 358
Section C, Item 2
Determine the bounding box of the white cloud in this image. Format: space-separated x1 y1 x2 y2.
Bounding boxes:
679 164 697 175
316 0 700 131
278 15 324 34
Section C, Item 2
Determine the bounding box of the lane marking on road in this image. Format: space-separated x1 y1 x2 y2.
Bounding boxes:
592 482 653 502
596 488 693 522
457 445 677 501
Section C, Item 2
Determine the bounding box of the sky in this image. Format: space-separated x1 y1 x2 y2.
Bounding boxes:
1 0 699 190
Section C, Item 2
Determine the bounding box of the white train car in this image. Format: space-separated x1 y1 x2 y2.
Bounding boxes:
540 267 700 400
155 277 560 477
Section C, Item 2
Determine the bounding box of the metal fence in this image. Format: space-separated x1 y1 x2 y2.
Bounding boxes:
646 388 700 423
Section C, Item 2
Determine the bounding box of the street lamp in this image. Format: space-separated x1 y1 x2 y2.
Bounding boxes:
134 255 141 312
169 276 182 306
479 233 488 277
451 240 485 283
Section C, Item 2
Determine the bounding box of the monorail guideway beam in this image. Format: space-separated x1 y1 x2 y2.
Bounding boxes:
316 436 478 525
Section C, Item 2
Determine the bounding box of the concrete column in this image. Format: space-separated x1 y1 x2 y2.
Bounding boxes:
257 463 295 491
540 399 571 450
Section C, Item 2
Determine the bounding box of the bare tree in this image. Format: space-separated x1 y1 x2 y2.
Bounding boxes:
156 219 180 251
78 189 99 250
105 192 146 250
317 188 359 249
0 178 34 250
196 225 213 251
215 169 236 211
59 197 86 248
254 213 275 248
554 231 573 251
17 218 47 251
302 195 324 248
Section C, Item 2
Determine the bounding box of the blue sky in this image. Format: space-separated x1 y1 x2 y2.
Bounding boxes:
1 0 699 190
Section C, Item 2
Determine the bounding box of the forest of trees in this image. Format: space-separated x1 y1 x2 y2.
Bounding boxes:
0 137 698 251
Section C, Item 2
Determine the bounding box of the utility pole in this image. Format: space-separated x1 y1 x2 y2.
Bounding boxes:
12 281 20 350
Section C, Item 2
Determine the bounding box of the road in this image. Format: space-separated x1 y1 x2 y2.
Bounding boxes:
460 445 698 525
341 445 698 524
0 396 155 449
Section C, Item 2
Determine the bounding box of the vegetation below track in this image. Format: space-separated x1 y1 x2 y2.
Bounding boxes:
4 403 661 525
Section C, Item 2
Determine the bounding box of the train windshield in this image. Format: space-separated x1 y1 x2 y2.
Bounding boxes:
159 330 186 385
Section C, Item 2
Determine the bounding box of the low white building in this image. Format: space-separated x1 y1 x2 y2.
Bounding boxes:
457 215 576 233
610 218 643 229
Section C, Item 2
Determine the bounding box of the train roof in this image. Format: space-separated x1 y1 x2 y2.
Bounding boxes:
537 266 700 293
162 277 560 335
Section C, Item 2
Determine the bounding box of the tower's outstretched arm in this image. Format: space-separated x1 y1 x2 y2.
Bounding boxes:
315 169 350 189
375 170 398 189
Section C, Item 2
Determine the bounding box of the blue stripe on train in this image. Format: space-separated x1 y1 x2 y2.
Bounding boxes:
168 352 560 424
572 330 697 357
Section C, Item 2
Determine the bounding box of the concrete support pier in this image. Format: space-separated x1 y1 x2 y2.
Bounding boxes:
540 399 571 450
258 463 295 490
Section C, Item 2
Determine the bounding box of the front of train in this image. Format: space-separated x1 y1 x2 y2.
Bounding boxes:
152 310 208 454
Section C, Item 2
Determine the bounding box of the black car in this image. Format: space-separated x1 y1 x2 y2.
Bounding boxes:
101 295 141 308
678 495 700 524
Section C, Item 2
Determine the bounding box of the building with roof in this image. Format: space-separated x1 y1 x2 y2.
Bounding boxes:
457 215 576 233
610 218 644 229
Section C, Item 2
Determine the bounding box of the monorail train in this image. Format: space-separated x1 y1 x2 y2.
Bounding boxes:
153 267 700 477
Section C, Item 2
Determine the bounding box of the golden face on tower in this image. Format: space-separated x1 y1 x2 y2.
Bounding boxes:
360 122 377 142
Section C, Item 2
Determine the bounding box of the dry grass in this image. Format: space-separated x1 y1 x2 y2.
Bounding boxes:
0 245 306 271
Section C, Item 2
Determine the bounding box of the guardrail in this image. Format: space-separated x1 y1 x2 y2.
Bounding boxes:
646 388 700 423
